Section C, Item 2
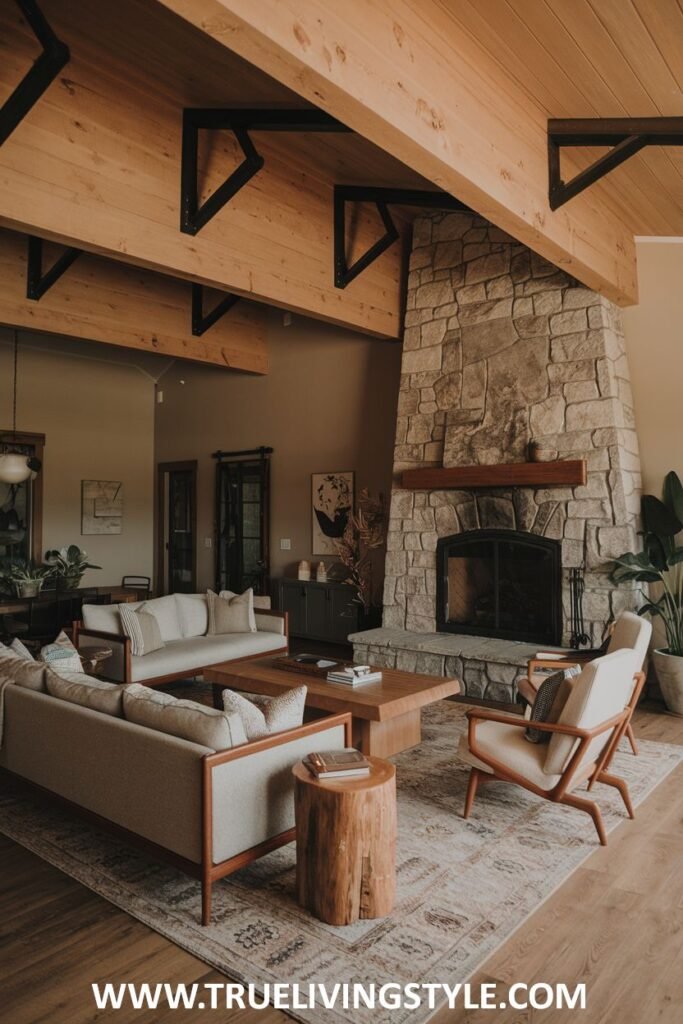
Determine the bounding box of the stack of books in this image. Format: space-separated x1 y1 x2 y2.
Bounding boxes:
303 748 371 780
326 664 382 686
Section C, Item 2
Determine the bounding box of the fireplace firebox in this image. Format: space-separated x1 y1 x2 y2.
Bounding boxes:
436 529 562 646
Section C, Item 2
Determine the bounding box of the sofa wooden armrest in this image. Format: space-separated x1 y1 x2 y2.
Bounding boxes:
200 710 352 924
72 621 132 682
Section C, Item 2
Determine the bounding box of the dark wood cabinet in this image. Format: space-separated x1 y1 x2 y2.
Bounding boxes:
276 579 360 643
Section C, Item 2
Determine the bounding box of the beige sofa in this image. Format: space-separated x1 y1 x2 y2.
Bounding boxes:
74 593 288 686
0 672 350 924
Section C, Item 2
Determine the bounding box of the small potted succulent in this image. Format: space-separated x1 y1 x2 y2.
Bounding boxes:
45 544 102 591
0 559 52 599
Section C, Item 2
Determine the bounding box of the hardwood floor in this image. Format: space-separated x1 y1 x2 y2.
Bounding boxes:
1 702 681 1024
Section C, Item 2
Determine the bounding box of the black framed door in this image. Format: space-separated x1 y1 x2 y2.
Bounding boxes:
157 461 197 594
215 453 270 594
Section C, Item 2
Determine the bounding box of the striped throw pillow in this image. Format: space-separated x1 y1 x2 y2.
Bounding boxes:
119 604 164 657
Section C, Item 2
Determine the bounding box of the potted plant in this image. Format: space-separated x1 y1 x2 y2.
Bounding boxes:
610 470 683 715
44 545 102 591
333 489 387 628
0 559 52 599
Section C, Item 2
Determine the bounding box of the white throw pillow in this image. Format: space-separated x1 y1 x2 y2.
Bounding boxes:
123 683 247 751
222 685 307 740
208 589 256 634
39 630 83 675
9 637 33 661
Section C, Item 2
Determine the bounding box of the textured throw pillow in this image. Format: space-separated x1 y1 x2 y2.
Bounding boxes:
222 685 307 740
207 588 256 635
119 604 164 657
45 667 124 717
38 630 83 675
9 637 33 661
525 664 582 744
0 646 46 691
218 589 258 632
123 683 247 751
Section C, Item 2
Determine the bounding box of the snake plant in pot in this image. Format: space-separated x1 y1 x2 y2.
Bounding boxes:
610 470 683 715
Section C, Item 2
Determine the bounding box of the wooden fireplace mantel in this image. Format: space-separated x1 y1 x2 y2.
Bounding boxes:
401 460 587 490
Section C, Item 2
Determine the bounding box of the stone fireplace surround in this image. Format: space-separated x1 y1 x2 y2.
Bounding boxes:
351 210 641 704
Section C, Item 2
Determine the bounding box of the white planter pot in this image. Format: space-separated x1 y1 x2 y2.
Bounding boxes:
653 649 683 716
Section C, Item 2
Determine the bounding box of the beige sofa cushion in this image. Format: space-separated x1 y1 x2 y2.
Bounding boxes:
119 604 164 656
137 595 183 642
82 603 123 636
208 589 256 634
129 632 286 682
458 723 561 790
45 667 125 717
545 649 638 776
0 647 46 691
175 593 208 638
123 683 247 750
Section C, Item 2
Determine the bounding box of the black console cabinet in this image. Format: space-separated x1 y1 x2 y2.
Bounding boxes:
276 579 360 643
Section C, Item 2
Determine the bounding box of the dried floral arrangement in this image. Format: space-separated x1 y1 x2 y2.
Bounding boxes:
333 488 387 613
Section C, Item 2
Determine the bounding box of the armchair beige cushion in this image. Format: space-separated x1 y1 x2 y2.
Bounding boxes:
607 610 651 666
544 648 639 775
458 724 561 790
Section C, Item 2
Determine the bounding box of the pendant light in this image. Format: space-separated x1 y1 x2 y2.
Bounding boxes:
0 330 40 485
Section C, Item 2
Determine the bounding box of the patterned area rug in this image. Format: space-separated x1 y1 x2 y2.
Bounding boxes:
0 700 681 1024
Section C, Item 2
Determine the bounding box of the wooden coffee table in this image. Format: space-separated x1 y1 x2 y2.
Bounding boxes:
205 657 460 757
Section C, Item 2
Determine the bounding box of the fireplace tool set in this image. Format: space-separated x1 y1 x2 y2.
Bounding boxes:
568 567 591 648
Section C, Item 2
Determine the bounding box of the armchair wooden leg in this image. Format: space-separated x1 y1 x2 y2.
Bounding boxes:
463 768 481 819
598 771 635 819
559 792 607 846
201 877 212 925
625 723 639 756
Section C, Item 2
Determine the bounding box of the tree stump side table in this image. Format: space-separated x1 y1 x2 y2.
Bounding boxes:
292 755 397 926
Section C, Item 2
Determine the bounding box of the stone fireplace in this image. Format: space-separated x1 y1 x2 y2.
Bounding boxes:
351 211 642 703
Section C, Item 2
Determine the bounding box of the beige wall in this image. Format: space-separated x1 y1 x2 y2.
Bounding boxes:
0 329 155 586
155 313 401 591
623 242 683 496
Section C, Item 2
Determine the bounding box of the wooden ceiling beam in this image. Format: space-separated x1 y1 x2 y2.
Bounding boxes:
157 0 640 305
0 229 268 373
0 0 406 339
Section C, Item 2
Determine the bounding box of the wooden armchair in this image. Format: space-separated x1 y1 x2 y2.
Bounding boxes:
459 649 645 845
518 611 652 755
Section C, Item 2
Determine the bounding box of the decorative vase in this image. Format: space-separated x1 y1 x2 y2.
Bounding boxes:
653 649 683 716
297 560 311 581
15 580 42 599
316 561 327 582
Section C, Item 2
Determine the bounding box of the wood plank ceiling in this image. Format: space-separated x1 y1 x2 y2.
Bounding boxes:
439 0 683 236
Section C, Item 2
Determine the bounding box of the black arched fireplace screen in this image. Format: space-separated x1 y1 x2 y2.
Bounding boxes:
436 529 562 646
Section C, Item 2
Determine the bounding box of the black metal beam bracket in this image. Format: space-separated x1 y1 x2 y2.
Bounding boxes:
0 0 70 147
180 108 350 235
548 117 683 209
191 283 240 336
26 235 81 300
334 186 470 289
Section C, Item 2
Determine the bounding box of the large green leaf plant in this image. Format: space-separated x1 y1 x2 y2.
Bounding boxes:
610 471 683 656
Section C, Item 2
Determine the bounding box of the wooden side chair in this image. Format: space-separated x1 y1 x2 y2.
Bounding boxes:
121 575 151 600
459 649 645 845
518 611 651 755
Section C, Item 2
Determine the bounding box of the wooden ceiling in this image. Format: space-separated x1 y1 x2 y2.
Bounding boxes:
439 0 683 236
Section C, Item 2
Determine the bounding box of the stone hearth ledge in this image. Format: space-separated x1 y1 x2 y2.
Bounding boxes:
349 628 567 703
